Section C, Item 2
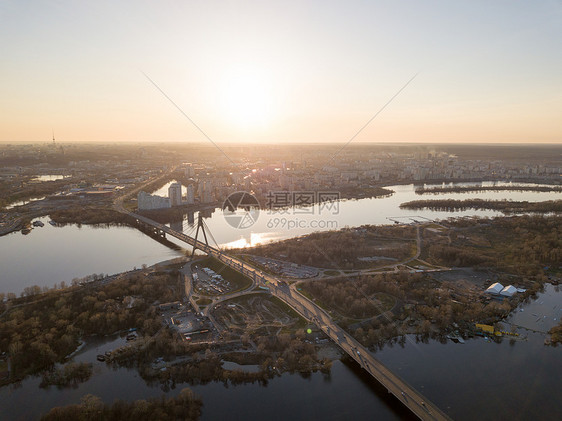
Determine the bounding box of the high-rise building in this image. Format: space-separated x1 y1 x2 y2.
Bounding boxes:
185 163 194 178
186 184 195 204
202 180 214 203
137 191 170 210
168 182 182 207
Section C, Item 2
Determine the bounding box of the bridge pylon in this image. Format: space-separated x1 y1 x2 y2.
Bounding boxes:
190 213 209 259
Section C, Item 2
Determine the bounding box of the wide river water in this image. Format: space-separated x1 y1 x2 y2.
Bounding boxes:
1 181 560 295
0 216 183 295
187 181 562 248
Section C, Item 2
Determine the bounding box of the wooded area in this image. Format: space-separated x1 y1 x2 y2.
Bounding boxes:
415 185 562 195
41 388 202 421
239 225 416 269
401 199 562 213
0 270 182 384
425 215 561 277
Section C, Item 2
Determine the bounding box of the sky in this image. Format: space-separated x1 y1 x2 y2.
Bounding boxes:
1 0 561 144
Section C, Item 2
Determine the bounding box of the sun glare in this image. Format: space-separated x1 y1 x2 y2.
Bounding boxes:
219 67 274 129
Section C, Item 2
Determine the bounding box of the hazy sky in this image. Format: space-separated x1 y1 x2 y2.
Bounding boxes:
1 1 561 144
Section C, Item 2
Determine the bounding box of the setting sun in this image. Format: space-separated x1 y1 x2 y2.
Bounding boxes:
218 66 275 129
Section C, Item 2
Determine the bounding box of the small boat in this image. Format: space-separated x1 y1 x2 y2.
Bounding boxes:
49 220 56 226
447 334 465 344
21 228 31 235
32 220 44 227
96 354 106 362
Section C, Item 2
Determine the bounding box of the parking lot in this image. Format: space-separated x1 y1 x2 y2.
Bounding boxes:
191 264 233 295
248 255 319 278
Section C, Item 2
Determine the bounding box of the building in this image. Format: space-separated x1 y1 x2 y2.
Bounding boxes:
201 180 214 203
137 191 170 210
500 285 517 297
186 184 195 204
484 282 504 295
185 163 195 178
168 182 182 207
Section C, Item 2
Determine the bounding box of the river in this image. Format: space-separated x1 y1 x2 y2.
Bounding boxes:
1 182 560 295
169 181 562 248
0 216 183 295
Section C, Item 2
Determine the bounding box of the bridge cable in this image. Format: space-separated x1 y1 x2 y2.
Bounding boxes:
183 223 198 239
202 218 221 250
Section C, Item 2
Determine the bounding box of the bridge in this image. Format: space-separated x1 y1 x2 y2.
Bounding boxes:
127 210 451 421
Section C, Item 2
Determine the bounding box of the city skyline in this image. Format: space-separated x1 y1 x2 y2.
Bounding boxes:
1 1 561 144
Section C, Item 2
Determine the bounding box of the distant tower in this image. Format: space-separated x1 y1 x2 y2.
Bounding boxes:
202 180 214 203
52 130 56 145
168 182 182 207
185 163 194 178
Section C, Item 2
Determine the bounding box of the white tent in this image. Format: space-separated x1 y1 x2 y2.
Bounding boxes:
484 282 504 295
500 285 517 297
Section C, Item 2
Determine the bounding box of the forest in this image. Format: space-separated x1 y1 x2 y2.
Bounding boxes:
424 215 561 277
302 277 396 320
0 270 182 384
415 185 562 195
50 208 134 225
400 198 562 213
295 215 560 349
301 270 538 350
238 225 416 269
39 362 93 389
130 331 330 389
41 388 202 421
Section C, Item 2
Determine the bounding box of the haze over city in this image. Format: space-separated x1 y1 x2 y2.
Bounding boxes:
1 0 561 144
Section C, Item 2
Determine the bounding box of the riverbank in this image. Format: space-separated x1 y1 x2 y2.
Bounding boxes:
415 184 562 194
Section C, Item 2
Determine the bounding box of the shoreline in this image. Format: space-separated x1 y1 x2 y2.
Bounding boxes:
2 176 561 237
